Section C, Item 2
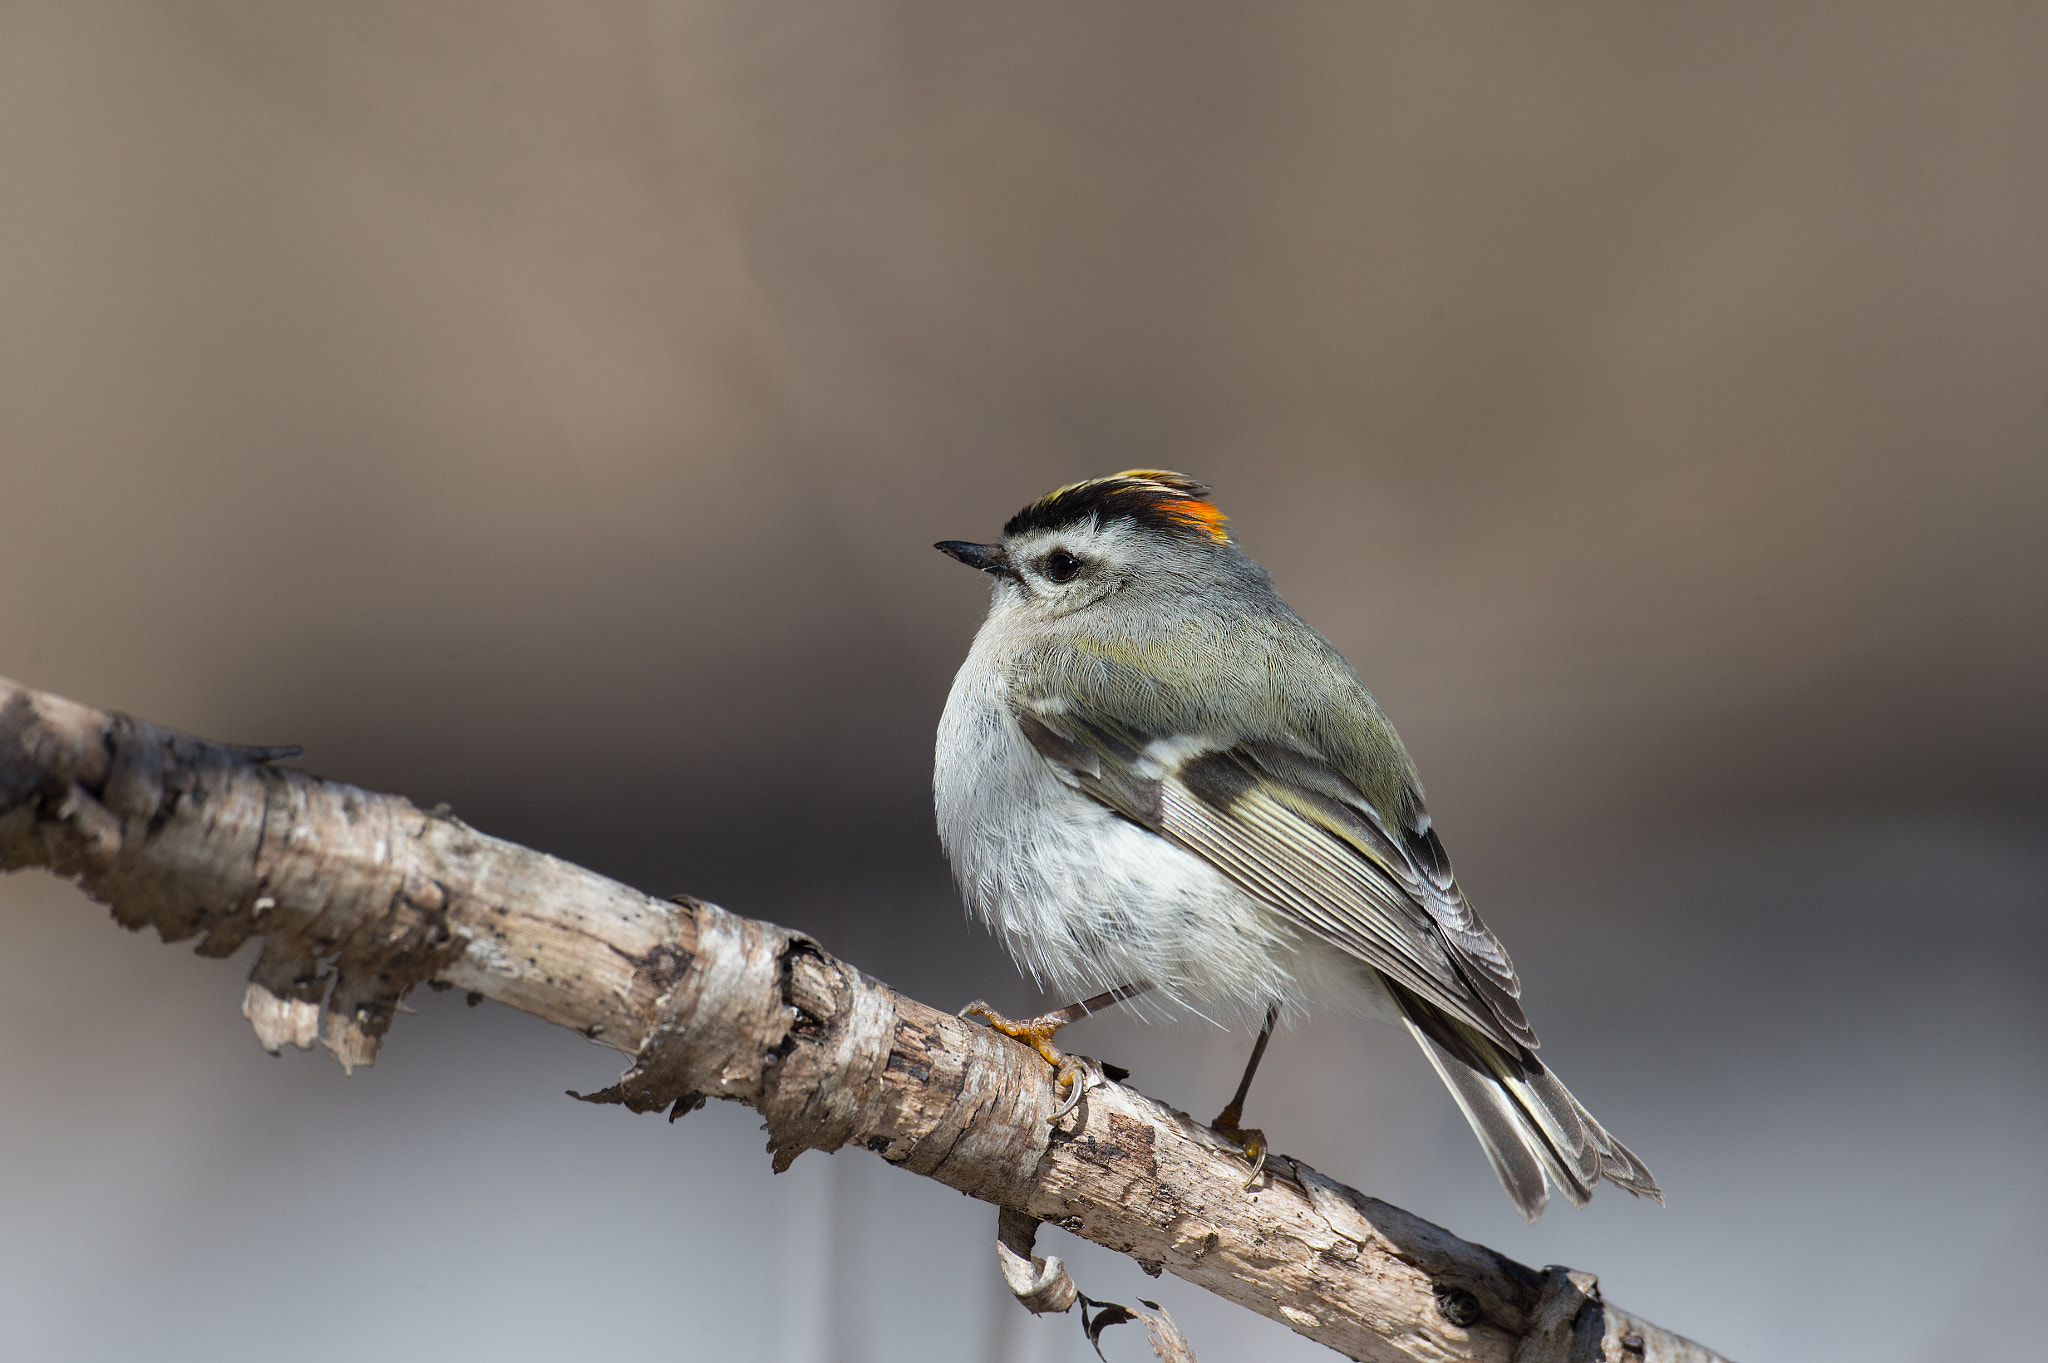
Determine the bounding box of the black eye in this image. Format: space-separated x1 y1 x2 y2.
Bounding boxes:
1043 550 1082 583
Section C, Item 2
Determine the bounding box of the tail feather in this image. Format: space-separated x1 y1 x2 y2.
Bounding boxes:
1399 993 1661 1221
1514 1062 1662 1202
1405 1020 1554 1218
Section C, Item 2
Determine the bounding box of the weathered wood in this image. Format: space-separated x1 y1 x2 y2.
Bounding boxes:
0 676 1727 1363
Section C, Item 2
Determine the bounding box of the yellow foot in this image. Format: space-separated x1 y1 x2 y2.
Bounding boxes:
962 997 1124 1121
1211 1112 1269 1190
960 999 1073 1073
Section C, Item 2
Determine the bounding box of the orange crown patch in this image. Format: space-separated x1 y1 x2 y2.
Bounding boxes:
1004 469 1232 544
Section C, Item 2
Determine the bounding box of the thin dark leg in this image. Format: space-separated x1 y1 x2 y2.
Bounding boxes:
1211 1005 1279 1188
1042 981 1154 1029
1213 1004 1279 1131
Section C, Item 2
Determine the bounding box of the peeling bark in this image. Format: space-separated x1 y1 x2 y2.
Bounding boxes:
0 677 1727 1363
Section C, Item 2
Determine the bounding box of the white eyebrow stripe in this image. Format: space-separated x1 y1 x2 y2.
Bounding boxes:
1004 520 1150 567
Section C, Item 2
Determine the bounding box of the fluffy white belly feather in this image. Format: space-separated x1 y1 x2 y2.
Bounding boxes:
936 656 1397 1030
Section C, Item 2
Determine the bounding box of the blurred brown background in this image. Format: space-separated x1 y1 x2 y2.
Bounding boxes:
2 4 2044 1361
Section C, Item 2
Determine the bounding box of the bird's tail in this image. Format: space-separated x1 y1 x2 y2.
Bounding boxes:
1397 992 1661 1221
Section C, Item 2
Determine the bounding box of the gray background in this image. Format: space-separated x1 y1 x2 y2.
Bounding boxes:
3 4 2045 1361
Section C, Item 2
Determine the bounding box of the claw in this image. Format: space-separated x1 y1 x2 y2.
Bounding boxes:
1052 1057 1105 1120
1211 1105 1269 1189
1233 1128 1269 1190
1053 1072 1087 1119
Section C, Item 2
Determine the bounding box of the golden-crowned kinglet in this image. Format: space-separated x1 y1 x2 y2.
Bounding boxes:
934 470 1658 1218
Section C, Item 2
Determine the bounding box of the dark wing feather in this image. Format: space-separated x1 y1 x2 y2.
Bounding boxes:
1014 703 1538 1054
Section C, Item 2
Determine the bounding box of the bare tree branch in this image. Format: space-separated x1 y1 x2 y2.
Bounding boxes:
0 677 1726 1363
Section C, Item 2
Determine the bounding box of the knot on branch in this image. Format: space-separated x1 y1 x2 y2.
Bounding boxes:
1512 1266 1602 1363
572 901 795 1115
563 899 899 1172
757 941 899 1171
574 900 1055 1201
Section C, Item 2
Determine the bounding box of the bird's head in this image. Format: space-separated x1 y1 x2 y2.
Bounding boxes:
936 470 1237 621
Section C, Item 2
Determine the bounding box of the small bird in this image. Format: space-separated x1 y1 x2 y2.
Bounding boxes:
934 471 1659 1219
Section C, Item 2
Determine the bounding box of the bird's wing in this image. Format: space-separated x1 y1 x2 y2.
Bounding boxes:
1012 702 1538 1053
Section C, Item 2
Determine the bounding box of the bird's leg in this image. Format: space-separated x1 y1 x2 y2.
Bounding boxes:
1211 1005 1279 1189
961 984 1152 1104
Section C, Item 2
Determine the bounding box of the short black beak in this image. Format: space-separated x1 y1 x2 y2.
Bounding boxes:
935 541 1012 576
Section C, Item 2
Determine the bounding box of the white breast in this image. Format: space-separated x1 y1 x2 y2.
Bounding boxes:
933 635 1395 1029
